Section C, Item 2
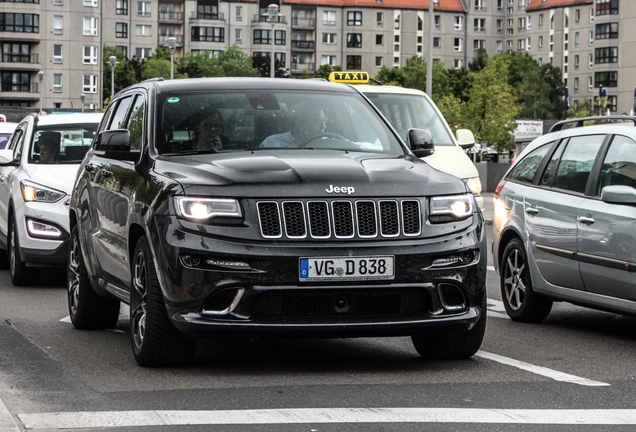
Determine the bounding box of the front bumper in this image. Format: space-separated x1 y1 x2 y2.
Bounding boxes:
152 215 487 338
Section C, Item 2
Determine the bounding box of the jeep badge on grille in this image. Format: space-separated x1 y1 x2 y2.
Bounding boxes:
325 185 355 194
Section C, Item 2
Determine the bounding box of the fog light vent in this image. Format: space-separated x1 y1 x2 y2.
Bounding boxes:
201 288 245 316
438 283 466 312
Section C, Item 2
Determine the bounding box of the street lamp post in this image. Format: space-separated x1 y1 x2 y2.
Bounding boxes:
109 56 117 100
81 94 86 113
167 37 177 80
37 71 44 114
264 4 283 78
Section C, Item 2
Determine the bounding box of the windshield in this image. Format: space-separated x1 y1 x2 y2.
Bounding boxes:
363 93 455 146
29 123 98 164
156 90 404 155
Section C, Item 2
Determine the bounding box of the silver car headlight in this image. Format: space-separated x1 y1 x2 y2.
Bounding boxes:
20 181 66 203
175 197 242 220
464 176 482 195
429 194 473 223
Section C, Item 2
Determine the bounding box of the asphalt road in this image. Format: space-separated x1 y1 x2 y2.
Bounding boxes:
1 220 636 432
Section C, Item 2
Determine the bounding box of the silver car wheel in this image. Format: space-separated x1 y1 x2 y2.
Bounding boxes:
131 250 147 351
503 248 526 311
68 236 81 316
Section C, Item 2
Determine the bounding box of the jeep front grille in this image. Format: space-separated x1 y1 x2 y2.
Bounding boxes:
257 199 422 240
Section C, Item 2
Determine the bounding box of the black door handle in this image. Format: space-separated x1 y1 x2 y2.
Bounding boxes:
101 169 113 178
84 163 95 172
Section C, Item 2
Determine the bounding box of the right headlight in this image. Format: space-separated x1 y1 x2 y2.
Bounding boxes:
20 181 66 203
175 197 242 220
429 194 473 223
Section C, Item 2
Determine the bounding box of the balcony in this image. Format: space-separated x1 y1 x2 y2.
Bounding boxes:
291 62 314 73
0 53 40 71
291 40 315 51
158 34 183 44
252 14 286 24
191 12 225 21
0 81 41 100
159 12 184 23
292 17 315 29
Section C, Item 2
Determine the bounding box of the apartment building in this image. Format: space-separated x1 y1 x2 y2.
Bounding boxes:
0 0 634 115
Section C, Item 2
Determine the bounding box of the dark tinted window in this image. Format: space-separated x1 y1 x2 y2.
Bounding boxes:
539 140 565 186
553 134 604 194
108 96 133 130
507 143 551 183
597 135 636 195
127 95 145 151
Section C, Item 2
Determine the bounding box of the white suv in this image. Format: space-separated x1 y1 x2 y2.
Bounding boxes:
0 113 103 285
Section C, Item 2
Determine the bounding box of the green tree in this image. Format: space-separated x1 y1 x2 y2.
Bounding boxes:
102 46 137 102
518 66 554 119
313 64 342 79
375 66 406 86
463 56 520 152
568 99 594 118
434 94 466 133
468 48 489 72
251 54 288 78
444 67 473 103
178 46 258 78
142 57 188 80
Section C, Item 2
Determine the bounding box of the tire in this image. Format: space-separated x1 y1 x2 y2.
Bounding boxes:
67 225 120 329
9 217 29 286
0 248 9 270
500 238 552 323
411 290 487 360
130 236 196 367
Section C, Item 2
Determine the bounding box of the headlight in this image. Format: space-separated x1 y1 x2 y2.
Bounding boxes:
464 176 482 195
175 197 242 220
20 181 66 203
429 194 473 223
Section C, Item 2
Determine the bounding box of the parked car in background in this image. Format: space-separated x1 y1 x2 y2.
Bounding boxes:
493 116 636 323
349 81 483 210
0 113 103 285
0 121 18 149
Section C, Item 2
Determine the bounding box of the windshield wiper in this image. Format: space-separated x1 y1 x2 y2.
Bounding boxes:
161 149 220 156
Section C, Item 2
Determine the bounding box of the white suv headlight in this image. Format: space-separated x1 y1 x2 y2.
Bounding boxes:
20 181 66 203
429 194 473 223
175 197 242 220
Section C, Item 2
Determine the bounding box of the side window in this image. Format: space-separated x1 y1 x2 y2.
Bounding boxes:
553 134 604 194
9 125 27 160
539 139 566 186
127 95 145 151
597 135 636 195
506 143 552 183
107 96 134 130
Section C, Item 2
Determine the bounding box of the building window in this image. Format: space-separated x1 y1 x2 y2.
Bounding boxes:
83 46 98 64
589 53 593 68
1 72 30 92
53 15 63 34
538 13 543 28
517 39 525 52
454 16 463 30
538 35 543 50
321 55 337 66
575 32 580 47
595 22 618 39
116 0 127 15
83 17 98 36
394 44 399 52
52 44 62 63
135 24 152 36
347 33 361 48
497 19 503 32
417 45 422 53
574 54 579 68
322 33 337 44
596 0 619 15
474 0 485 11
595 47 618 64
375 56 383 67
518 17 525 30
550 14 554 29
433 37 441 48
526 37 531 51
54 0 62 4
474 39 485 52
323 11 336 25
0 13 40 33
116 22 128 38
474 18 486 31
235 28 242 43
82 74 97 93
433 16 439 30
590 7 595 22
253 29 270 44
1 43 29 63
116 45 127 57
527 15 531 29
454 37 463 52
589 30 594 45
574 77 579 91
496 40 503 53
347 11 362 26
53 73 62 92
595 71 617 87
575 9 581 23
197 4 218 19
375 34 383 45
192 27 224 42
376 12 383 26
346 55 361 70
235 6 242 21
394 15 400 29
394 56 399 64
137 1 151 17
83 0 97 7
454 59 463 68
135 47 151 58
588 76 593 91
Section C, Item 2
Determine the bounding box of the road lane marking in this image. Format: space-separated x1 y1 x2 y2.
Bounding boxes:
18 407 636 429
475 351 610 387
488 265 496 272
0 398 21 432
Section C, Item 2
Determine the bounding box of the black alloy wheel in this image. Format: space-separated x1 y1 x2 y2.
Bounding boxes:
500 238 552 323
130 236 196 367
67 225 120 329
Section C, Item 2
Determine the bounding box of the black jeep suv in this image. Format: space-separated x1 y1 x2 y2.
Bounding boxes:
67 77 487 366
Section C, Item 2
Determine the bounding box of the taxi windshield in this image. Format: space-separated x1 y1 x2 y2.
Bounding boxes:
156 90 405 155
363 93 456 147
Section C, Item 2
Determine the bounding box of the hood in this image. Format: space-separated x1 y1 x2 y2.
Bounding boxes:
423 146 479 180
156 151 465 198
24 164 81 195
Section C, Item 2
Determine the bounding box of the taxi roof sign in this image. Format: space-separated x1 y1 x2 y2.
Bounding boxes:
329 72 369 84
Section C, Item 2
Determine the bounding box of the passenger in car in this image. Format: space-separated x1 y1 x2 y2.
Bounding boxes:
193 109 225 151
37 131 61 164
260 102 327 148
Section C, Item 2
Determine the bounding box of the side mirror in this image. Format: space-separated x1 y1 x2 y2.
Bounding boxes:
95 129 138 161
456 129 476 150
408 128 434 158
0 149 18 166
601 185 636 206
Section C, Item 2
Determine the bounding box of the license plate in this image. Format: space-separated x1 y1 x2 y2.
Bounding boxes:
299 256 394 281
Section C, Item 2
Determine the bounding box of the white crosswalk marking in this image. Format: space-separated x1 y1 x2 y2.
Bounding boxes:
0 398 21 432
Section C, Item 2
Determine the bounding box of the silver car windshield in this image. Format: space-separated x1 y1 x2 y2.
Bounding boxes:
364 93 455 147
156 90 405 155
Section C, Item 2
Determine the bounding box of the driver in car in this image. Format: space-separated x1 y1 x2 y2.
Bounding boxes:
260 102 327 148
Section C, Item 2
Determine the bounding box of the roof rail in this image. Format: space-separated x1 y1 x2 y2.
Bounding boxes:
549 116 636 133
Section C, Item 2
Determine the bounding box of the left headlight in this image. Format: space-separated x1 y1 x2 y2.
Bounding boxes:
20 181 66 203
464 176 482 196
429 194 473 223
175 197 242 220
